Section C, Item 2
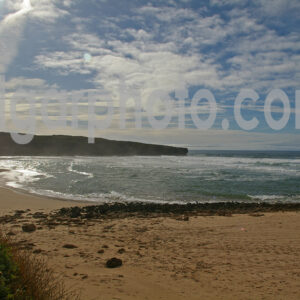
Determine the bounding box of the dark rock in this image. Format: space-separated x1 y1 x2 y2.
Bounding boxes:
70 207 81 218
118 248 125 254
7 231 16 236
106 257 123 268
33 249 42 254
32 212 47 219
63 244 78 249
52 201 300 222
22 223 36 233
97 249 104 254
45 221 59 226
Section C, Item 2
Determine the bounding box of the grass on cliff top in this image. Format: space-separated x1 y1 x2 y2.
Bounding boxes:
0 232 79 300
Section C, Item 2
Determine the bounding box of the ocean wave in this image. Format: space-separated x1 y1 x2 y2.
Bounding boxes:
67 161 94 178
23 188 181 204
248 194 300 203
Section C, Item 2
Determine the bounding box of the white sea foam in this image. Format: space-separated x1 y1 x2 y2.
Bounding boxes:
68 161 94 178
248 194 300 203
25 188 178 204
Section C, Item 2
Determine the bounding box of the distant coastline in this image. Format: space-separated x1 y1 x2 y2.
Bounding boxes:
0 132 188 156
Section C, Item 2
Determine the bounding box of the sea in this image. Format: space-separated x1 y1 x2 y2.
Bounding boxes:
1 150 300 204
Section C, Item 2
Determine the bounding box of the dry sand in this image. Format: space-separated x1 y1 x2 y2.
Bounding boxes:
0 187 300 300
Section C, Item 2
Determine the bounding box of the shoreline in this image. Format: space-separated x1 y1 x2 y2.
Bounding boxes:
0 186 89 215
1 183 300 216
1 184 300 217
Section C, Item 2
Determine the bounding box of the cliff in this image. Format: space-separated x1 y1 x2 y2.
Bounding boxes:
0 132 188 156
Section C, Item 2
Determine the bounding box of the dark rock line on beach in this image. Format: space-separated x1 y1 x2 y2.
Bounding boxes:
56 202 300 220
1 202 300 228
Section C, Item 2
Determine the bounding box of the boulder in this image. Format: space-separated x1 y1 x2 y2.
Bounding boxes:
63 244 78 249
22 223 36 233
106 257 122 268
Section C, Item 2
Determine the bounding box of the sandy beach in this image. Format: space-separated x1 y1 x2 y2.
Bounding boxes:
0 187 300 300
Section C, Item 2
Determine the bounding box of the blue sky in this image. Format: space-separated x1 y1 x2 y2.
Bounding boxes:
0 0 299 149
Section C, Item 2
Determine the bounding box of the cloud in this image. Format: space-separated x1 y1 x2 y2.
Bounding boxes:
3 0 32 23
33 2 299 97
255 0 300 16
5 77 46 90
0 0 70 74
0 0 33 74
29 0 69 22
209 0 248 7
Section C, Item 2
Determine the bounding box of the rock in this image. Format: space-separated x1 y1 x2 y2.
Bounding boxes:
118 248 125 254
249 213 264 217
136 251 143 257
106 257 123 268
7 231 16 236
33 249 42 254
22 223 36 233
135 226 148 233
97 249 104 254
102 245 109 249
63 244 78 249
65 264 73 269
82 275 88 279
32 212 47 219
70 206 81 218
183 216 189 221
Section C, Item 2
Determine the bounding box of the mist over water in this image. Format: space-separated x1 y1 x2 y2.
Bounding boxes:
1 151 300 204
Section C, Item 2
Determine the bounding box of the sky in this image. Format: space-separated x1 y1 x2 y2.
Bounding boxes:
0 0 299 150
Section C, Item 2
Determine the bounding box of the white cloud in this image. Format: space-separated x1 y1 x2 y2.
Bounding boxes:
5 77 46 90
0 0 33 74
210 0 247 7
34 51 93 75
255 0 300 16
4 0 69 23
0 0 70 74
31 2 299 116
